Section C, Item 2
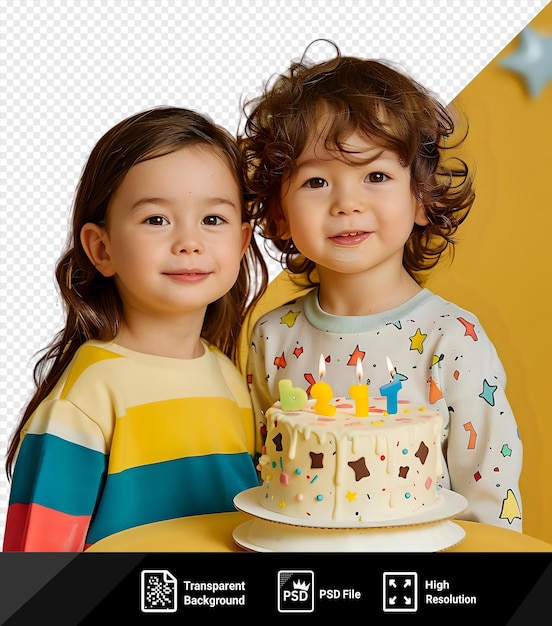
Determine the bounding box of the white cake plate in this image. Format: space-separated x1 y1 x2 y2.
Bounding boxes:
234 486 467 528
232 486 467 552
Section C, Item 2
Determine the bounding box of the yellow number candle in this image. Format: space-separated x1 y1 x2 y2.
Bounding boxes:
311 354 336 416
349 358 369 417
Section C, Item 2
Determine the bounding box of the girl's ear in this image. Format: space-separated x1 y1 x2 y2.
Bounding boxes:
240 222 253 257
414 202 430 227
80 223 116 277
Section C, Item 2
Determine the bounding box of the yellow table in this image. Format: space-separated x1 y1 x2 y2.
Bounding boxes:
87 511 552 552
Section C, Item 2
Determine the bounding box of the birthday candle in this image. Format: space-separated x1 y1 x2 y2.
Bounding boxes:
279 379 308 411
349 358 369 417
379 356 402 414
311 354 336 416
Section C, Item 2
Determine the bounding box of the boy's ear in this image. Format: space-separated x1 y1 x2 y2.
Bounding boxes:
274 203 292 240
414 202 430 226
80 223 116 277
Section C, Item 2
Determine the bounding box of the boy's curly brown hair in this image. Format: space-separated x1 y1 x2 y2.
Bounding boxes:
239 41 475 285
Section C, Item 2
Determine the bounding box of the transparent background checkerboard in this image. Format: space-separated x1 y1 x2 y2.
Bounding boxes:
1 0 547 548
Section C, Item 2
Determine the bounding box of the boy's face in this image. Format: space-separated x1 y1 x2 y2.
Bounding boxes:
279 131 428 282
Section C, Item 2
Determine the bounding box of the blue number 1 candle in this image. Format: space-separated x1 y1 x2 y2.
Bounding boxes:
379 356 402 414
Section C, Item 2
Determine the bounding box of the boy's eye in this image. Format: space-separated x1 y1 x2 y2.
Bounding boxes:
366 172 388 183
202 215 226 226
304 177 327 189
145 215 168 226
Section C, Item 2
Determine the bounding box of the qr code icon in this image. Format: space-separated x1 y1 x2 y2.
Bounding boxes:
140 569 178 613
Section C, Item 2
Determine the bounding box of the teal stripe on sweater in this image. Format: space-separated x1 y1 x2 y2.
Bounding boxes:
9 433 107 516
86 452 258 544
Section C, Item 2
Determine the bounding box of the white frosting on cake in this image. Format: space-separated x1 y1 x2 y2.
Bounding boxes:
258 397 443 523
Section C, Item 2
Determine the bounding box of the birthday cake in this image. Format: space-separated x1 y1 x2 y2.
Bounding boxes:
257 397 443 524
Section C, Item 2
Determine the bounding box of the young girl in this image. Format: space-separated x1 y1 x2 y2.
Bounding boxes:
241 43 523 531
4 106 268 551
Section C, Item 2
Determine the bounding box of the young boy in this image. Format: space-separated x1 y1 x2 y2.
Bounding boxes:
241 42 522 531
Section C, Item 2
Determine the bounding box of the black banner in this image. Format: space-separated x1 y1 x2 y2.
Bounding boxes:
1 553 550 624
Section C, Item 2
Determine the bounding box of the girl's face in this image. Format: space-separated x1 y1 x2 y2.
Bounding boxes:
279 130 427 283
87 145 250 322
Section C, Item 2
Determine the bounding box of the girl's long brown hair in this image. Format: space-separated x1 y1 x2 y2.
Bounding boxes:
6 106 268 478
240 41 476 285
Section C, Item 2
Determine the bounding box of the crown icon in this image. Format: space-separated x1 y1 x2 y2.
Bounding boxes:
293 580 311 591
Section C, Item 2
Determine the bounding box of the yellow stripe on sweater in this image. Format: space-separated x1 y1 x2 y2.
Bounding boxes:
109 396 254 473
60 345 123 400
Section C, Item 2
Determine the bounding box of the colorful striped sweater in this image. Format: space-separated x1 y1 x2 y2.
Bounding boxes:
4 340 259 551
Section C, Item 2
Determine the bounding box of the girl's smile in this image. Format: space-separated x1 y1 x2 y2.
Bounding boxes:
163 270 212 283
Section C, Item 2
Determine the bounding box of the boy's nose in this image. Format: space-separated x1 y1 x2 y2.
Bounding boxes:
330 189 364 215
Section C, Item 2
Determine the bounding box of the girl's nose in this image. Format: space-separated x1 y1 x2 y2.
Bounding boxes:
172 230 204 254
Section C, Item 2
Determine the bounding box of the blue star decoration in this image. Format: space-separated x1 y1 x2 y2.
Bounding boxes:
479 379 497 406
499 26 552 98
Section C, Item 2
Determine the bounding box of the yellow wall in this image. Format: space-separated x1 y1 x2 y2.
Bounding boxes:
425 4 552 543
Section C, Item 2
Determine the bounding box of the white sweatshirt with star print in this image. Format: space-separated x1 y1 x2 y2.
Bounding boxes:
247 287 523 532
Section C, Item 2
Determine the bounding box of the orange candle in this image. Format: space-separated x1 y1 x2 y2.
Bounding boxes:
311 354 336 416
349 358 369 417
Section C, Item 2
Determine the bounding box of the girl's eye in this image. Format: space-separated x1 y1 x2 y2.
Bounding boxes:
145 215 168 226
304 177 327 189
366 172 388 183
202 215 226 226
